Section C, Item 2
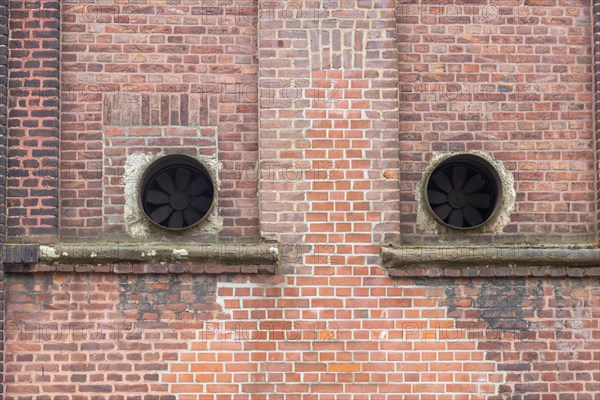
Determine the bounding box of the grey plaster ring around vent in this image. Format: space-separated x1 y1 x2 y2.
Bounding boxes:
416 151 516 234
139 154 216 231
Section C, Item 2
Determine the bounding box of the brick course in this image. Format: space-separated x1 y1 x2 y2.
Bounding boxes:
0 0 8 244
0 2 7 393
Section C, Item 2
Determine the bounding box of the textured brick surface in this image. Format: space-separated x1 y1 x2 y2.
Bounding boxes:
4 0 595 243
0 0 598 398
0 2 6 393
7 0 60 239
258 0 401 250
4 273 599 398
397 0 595 244
595 0 600 240
0 0 8 245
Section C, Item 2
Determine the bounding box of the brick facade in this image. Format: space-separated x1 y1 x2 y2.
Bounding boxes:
595 0 600 239
0 0 599 399
4 273 599 398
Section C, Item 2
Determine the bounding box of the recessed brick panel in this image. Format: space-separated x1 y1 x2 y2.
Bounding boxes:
101 92 219 127
258 0 401 247
60 0 259 239
397 0 596 243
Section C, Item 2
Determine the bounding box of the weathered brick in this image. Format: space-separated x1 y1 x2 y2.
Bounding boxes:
7 0 59 238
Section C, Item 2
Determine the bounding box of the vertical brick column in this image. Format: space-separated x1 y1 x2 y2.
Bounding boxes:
595 0 600 241
258 0 400 258
7 0 59 239
0 0 8 238
0 1 8 395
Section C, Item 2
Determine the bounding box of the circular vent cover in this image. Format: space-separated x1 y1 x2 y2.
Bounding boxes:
139 155 214 230
425 154 502 230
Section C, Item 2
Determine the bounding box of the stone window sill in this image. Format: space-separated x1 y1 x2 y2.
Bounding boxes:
381 245 600 278
2 242 278 275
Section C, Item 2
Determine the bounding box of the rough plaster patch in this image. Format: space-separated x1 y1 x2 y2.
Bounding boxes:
416 151 516 235
172 249 189 258
124 153 222 238
39 246 59 260
143 249 157 257
268 246 279 259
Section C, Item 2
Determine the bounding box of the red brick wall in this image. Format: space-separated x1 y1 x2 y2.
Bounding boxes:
258 0 401 249
0 0 7 392
4 273 599 398
7 0 60 239
1 0 599 399
595 0 600 240
4 1 595 242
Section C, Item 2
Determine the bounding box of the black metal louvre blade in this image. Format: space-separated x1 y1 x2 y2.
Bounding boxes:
168 211 184 228
187 176 210 196
155 172 175 194
150 204 173 224
189 195 212 213
175 167 191 191
146 190 169 205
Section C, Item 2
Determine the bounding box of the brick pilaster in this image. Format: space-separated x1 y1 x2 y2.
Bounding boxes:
0 0 8 396
0 0 7 241
7 0 59 239
258 0 401 261
595 0 600 243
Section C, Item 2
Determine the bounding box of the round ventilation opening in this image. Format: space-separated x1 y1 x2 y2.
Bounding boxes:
139 155 215 231
425 154 502 230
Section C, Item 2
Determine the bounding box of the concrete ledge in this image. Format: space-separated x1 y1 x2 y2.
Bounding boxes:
7 262 277 275
382 245 600 278
3 242 279 274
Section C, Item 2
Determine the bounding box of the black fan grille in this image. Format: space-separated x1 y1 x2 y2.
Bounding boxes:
140 156 214 230
425 156 501 229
